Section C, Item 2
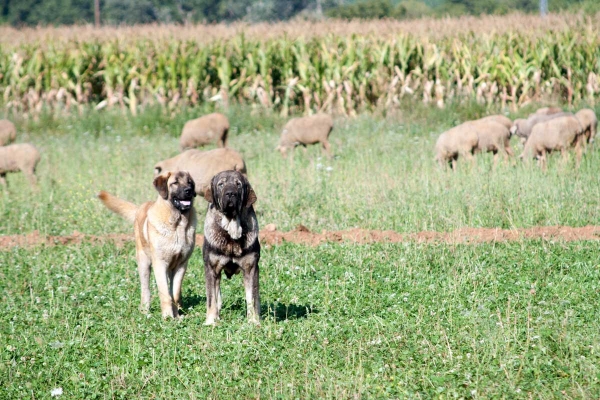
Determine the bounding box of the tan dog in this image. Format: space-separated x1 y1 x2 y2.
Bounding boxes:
98 171 197 318
202 170 260 325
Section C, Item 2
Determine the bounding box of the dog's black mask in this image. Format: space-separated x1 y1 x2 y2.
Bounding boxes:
205 170 257 218
154 171 196 213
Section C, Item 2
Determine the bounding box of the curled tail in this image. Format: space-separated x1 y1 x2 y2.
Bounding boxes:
97 191 138 223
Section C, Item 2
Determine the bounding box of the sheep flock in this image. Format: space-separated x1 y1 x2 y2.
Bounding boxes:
436 106 597 170
0 105 598 188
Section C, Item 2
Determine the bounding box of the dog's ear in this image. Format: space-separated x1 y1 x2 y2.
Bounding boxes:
204 186 214 203
153 172 171 200
245 185 257 208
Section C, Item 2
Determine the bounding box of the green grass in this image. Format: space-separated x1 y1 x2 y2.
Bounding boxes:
1 241 599 398
2 103 600 398
1 101 599 236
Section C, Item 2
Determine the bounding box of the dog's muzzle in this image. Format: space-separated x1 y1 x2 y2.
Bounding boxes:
221 189 240 216
172 187 194 212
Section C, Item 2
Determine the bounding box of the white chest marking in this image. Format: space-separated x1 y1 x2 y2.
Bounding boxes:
221 216 242 240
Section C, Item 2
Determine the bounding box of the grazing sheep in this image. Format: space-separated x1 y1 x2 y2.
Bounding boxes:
468 120 514 164
0 119 16 146
277 113 334 158
575 108 598 144
532 106 563 116
520 115 584 169
179 113 230 151
154 148 246 196
476 115 513 130
510 112 572 141
434 124 479 169
0 143 40 186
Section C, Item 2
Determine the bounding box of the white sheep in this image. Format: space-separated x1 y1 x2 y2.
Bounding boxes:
520 115 584 169
0 119 16 146
179 112 230 151
277 113 334 158
154 148 246 196
434 124 479 169
0 143 41 186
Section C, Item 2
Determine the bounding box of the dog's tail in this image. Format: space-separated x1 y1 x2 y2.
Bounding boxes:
97 191 138 223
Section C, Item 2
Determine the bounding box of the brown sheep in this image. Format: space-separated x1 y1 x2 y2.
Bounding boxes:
434 124 479 169
0 143 40 186
476 114 512 130
154 148 246 196
520 115 584 170
277 113 334 158
575 108 598 144
468 120 514 164
532 106 563 116
179 113 230 151
510 112 572 141
0 119 16 146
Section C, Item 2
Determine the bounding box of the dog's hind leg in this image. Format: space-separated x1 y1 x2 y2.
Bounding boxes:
243 264 260 325
204 264 222 325
136 251 152 313
152 258 178 318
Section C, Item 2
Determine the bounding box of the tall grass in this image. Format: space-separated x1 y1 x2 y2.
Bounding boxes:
1 102 598 236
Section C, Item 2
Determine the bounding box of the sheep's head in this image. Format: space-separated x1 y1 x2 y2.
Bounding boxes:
275 144 290 158
510 119 525 138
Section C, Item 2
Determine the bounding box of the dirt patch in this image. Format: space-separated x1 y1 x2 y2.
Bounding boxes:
1 225 600 250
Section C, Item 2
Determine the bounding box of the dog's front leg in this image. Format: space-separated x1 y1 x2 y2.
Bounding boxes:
170 262 188 311
204 263 222 325
152 258 178 318
243 264 260 325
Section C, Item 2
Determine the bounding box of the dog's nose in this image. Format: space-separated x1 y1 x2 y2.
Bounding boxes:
184 187 193 196
225 190 235 199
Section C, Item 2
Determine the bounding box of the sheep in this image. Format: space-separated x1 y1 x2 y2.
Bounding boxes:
276 113 334 158
520 114 584 170
532 106 563 116
434 123 479 169
179 112 230 151
510 112 572 141
0 119 16 146
467 120 514 164
0 143 41 186
476 114 513 130
574 108 598 144
154 148 246 196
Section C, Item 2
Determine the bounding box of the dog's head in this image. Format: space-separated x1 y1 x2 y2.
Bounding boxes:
204 170 256 218
153 171 196 213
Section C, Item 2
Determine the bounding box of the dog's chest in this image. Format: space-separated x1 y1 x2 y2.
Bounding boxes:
148 215 196 258
208 228 248 257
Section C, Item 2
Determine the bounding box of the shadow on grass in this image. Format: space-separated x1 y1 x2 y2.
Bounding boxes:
181 294 206 311
263 302 318 322
181 295 317 322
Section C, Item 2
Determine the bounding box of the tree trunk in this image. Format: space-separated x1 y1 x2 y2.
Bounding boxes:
94 0 100 27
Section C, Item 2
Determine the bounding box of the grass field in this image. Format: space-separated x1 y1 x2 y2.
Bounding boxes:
2 241 599 398
1 102 599 236
1 101 600 398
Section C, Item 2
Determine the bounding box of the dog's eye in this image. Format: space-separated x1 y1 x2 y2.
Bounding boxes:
218 182 224 188
236 181 242 188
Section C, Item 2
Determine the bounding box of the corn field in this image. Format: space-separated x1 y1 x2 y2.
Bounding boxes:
1 14 600 116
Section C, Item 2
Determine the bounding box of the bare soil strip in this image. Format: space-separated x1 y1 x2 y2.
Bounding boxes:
1 225 599 249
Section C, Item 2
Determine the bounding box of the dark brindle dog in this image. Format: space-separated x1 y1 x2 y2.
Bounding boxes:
202 170 260 325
